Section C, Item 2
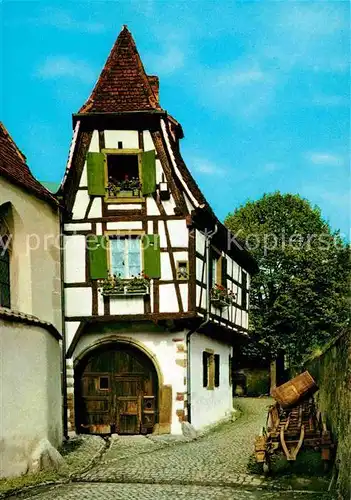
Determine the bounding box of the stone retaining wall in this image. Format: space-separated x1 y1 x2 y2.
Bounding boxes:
305 330 351 499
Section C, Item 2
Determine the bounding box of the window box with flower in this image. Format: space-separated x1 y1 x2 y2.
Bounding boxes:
210 284 236 308
98 272 150 297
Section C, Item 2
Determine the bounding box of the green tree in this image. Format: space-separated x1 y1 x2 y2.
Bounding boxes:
225 192 350 366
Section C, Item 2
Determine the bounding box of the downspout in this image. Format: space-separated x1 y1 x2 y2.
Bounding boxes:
186 224 218 423
59 208 68 439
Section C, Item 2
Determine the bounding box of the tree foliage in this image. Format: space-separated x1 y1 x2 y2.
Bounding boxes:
225 192 350 366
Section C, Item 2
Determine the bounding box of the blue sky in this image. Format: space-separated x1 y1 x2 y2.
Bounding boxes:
1 1 350 237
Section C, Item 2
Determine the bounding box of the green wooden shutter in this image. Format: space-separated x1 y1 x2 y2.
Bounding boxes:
87 235 108 279
87 152 106 196
141 150 156 195
142 234 160 278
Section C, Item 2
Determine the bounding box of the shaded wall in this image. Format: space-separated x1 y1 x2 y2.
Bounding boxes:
0 319 62 478
305 330 351 499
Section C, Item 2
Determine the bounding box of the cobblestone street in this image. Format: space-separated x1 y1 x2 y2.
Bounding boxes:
8 399 334 499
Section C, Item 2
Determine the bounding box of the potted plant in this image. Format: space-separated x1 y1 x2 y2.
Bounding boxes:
98 273 124 296
210 284 236 308
125 273 150 295
107 175 142 198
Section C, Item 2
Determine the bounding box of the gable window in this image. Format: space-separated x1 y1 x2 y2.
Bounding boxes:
0 237 10 308
106 153 141 199
109 236 141 279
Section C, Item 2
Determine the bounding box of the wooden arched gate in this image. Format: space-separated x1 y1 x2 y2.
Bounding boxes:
75 344 158 435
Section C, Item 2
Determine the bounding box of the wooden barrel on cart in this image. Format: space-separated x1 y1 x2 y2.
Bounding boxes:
271 371 318 408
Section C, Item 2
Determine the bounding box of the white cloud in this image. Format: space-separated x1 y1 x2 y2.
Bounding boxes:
263 163 281 173
146 46 185 76
217 66 266 86
35 8 104 33
312 95 349 107
36 56 95 83
191 158 226 175
306 152 344 167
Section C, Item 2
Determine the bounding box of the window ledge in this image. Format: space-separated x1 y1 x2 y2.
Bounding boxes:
101 285 149 297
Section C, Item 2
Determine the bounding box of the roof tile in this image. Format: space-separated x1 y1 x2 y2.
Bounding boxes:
0 123 58 206
79 26 161 114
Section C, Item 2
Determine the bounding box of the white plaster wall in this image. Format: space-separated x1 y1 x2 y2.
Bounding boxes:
72 190 90 220
72 330 187 434
109 296 144 315
80 162 88 187
0 320 62 478
146 197 160 216
179 283 188 312
196 257 205 282
189 333 233 430
87 198 102 218
108 204 142 210
183 193 194 214
104 130 139 149
143 130 154 151
88 131 99 153
158 221 167 247
167 220 188 248
96 223 103 235
64 235 86 283
106 221 143 231
162 197 175 216
196 285 206 310
0 177 61 331
159 283 178 312
161 253 172 280
65 288 92 317
173 251 188 263
155 159 163 183
64 223 91 232
195 230 205 256
65 321 80 348
147 221 153 234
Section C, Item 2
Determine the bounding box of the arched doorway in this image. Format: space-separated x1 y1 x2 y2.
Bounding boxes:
75 342 158 435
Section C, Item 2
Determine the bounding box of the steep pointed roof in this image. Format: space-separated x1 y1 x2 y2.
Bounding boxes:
79 26 161 113
0 123 58 206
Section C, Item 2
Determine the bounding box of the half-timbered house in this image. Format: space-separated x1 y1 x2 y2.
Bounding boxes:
61 26 257 436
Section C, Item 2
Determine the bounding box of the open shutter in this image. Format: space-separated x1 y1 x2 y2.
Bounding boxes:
87 152 106 196
221 256 227 288
87 235 108 279
142 234 160 278
141 150 156 195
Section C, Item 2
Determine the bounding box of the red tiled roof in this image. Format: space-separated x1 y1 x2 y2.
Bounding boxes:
79 26 162 114
0 122 58 206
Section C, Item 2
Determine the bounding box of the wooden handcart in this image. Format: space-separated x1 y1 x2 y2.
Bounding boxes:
254 372 333 474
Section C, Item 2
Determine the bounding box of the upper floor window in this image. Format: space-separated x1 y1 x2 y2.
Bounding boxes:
86 149 156 201
0 234 10 308
109 236 141 279
106 153 142 199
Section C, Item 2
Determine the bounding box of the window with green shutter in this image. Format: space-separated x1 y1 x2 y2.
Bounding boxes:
87 153 106 196
141 150 156 195
142 234 160 278
87 235 108 280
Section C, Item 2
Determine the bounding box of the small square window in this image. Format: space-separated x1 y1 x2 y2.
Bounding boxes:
176 261 188 280
99 377 109 390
